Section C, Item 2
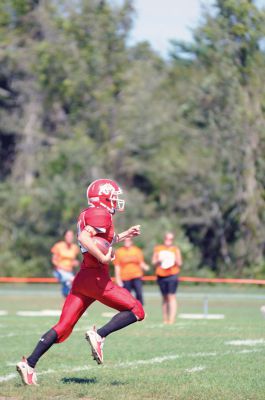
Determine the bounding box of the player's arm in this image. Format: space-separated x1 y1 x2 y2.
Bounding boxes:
72 259 80 268
51 244 62 269
138 249 149 271
78 226 113 264
175 248 182 267
152 249 160 267
51 253 61 269
72 246 80 268
140 261 150 272
113 225 141 243
71 256 80 269
113 250 123 286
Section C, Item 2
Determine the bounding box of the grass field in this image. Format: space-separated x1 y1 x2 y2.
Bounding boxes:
1 283 265 400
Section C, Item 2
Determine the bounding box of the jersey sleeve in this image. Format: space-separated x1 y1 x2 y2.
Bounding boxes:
77 207 111 234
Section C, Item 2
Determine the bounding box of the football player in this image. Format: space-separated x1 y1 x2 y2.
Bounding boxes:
16 179 145 385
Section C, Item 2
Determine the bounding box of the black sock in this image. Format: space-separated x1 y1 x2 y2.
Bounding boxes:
27 328 58 368
97 311 137 338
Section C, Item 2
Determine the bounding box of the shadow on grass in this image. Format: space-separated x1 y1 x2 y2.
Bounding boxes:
110 380 127 386
62 377 97 385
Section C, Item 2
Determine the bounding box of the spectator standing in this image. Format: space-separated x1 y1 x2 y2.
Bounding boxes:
51 230 80 298
152 232 182 324
114 238 149 305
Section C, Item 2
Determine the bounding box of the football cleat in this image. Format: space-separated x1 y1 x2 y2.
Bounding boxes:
85 326 105 365
16 357 38 385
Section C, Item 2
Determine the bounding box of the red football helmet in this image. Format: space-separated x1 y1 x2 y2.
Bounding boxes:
86 179 125 213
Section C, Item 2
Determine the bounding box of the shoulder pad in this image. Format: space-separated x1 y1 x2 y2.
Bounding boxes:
84 207 112 229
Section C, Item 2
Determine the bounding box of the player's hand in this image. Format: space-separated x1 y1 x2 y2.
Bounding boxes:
99 246 113 264
73 260 80 267
142 264 150 272
127 225 141 237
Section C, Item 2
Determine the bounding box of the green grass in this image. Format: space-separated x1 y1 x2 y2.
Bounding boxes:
0 283 265 400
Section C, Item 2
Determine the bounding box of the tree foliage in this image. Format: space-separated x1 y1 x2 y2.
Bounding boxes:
0 0 264 277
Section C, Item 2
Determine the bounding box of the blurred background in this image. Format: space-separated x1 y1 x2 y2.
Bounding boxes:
0 0 264 279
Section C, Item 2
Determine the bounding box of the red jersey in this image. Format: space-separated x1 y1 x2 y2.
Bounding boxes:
77 206 114 269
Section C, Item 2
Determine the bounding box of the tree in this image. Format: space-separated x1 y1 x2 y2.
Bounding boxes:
168 0 265 275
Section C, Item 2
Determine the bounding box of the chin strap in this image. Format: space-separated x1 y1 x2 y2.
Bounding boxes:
99 201 114 214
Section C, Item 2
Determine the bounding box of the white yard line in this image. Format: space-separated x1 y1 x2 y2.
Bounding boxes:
146 323 191 329
16 310 61 317
0 331 41 339
117 355 179 368
0 373 17 382
237 349 259 354
0 325 92 339
1 348 263 383
0 310 8 316
185 366 206 373
0 355 179 382
101 312 116 318
225 339 265 346
178 313 224 320
188 351 217 357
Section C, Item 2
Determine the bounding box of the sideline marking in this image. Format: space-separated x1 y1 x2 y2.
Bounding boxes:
189 352 217 357
146 323 191 329
16 310 61 317
238 349 259 354
178 313 224 320
117 355 179 368
225 339 265 346
0 325 92 339
101 312 116 318
185 365 205 373
0 310 8 316
0 331 42 339
0 355 180 382
0 373 17 382
1 348 263 383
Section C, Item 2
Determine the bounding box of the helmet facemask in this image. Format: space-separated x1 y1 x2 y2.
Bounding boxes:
109 188 125 212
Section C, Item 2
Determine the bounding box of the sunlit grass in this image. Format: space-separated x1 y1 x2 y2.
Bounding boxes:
0 284 265 400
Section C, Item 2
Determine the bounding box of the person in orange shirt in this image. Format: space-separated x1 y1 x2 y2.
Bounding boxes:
51 230 80 298
114 238 149 305
152 232 182 324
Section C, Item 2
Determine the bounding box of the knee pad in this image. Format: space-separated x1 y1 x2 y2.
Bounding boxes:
131 300 145 321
